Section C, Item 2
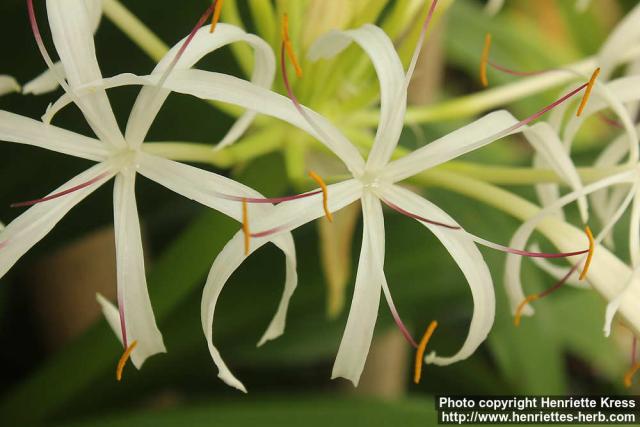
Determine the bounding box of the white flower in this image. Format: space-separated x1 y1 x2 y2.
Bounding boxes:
0 0 296 373
179 11 596 390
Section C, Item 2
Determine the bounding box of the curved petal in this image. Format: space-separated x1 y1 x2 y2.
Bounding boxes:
332 192 383 385
382 110 520 183
603 266 640 337
598 3 640 79
378 183 495 366
44 71 366 175
524 122 588 223
107 168 165 368
0 110 109 161
0 162 114 279
24 0 102 96
504 170 637 317
137 153 299 349
46 0 124 146
200 229 297 392
126 24 276 149
308 25 406 170
0 76 20 96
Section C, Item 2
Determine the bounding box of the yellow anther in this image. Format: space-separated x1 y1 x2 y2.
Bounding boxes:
281 13 303 78
480 33 492 88
413 320 438 384
624 362 640 388
513 294 539 327
116 340 138 382
576 67 601 117
579 226 594 280
242 198 250 256
209 0 224 33
308 170 332 222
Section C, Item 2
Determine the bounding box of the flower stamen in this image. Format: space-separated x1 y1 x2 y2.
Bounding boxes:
576 67 601 117
215 189 323 204
413 320 438 384
514 263 581 327
10 171 111 208
624 362 640 388
480 33 492 87
308 171 332 222
116 340 138 381
579 226 594 280
281 14 302 78
242 198 250 256
209 0 224 33
382 199 461 230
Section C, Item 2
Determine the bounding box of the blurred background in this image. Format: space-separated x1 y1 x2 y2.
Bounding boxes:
0 0 639 425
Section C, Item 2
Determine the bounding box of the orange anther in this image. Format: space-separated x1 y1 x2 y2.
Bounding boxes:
116 340 138 381
480 33 492 88
579 226 594 280
281 13 303 78
209 0 224 33
513 294 539 327
414 320 438 384
624 362 640 388
308 171 332 222
576 68 600 117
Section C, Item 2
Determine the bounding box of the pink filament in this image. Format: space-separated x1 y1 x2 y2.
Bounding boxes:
598 112 624 129
216 189 323 204
633 336 638 366
382 199 461 230
386 293 418 349
250 223 292 238
118 294 128 349
488 60 551 77
10 171 111 208
538 263 581 299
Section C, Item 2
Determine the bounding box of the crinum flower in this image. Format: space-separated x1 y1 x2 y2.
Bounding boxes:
177 1 599 391
0 0 299 377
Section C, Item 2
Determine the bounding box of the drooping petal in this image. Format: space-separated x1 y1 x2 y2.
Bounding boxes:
0 110 109 161
598 2 640 79
46 0 124 146
308 25 406 170
603 266 640 337
0 162 114 279
24 0 103 96
107 168 165 368
332 192 384 385
524 122 588 223
126 24 275 149
504 170 637 317
383 110 519 183
378 183 495 366
200 229 297 392
0 76 20 96
44 71 366 175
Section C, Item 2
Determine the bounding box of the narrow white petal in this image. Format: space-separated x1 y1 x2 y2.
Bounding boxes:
383 110 520 183
201 230 297 392
309 26 406 170
46 0 124 146
603 266 640 337
378 184 495 366
46 71 366 175
137 153 299 349
126 24 275 149
0 110 109 161
112 168 165 368
630 189 640 267
0 162 113 279
0 75 20 96
504 170 637 317
524 122 588 222
599 3 640 79
332 192 384 385
22 62 64 96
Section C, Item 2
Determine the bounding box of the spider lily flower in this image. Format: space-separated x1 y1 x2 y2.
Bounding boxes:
171 0 602 390
0 0 297 375
0 76 20 96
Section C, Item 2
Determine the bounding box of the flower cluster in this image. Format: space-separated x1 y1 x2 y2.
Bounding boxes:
2 0 640 393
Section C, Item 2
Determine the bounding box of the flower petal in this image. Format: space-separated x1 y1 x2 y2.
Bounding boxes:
598 2 640 79
0 110 109 161
378 183 495 366
0 75 20 96
524 122 588 223
0 162 113 279
200 229 297 392
332 192 384 385
108 168 165 368
603 266 640 337
308 25 406 170
532 152 564 221
46 0 123 146
382 110 520 183
126 24 275 149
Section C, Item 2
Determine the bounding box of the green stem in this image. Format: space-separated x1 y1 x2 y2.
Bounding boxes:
102 0 168 62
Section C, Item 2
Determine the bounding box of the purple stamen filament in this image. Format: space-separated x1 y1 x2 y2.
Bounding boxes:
382 199 461 230
10 171 111 208
216 189 323 204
